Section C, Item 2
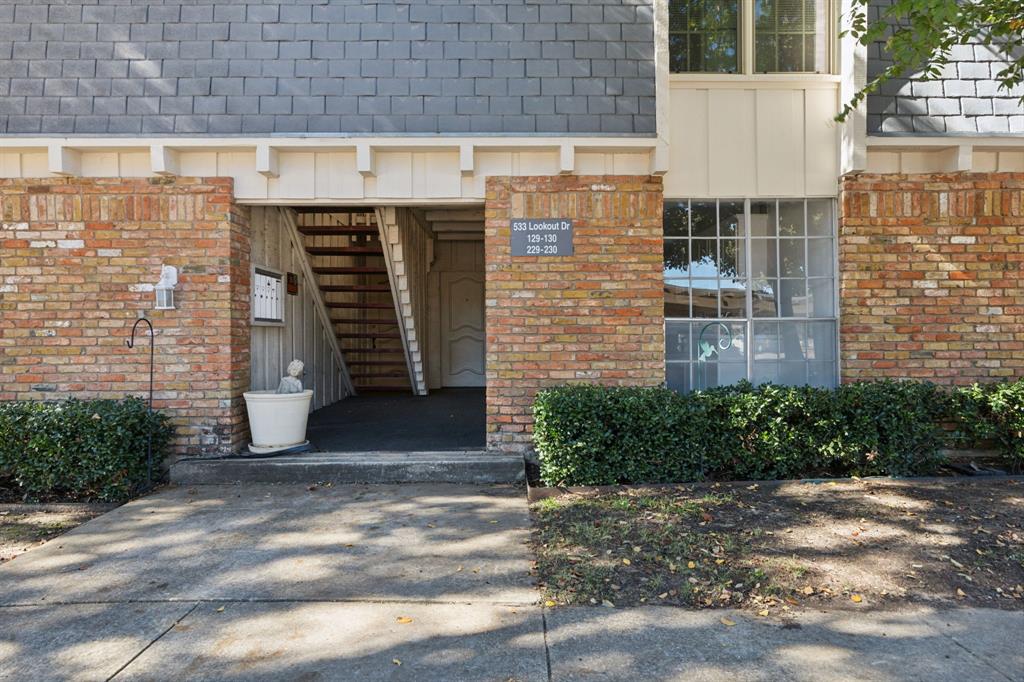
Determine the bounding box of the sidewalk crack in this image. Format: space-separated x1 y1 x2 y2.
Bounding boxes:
541 608 553 682
105 601 199 681
935 622 1014 682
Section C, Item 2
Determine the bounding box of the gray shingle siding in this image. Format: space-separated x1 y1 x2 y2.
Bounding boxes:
0 0 656 136
867 0 1023 135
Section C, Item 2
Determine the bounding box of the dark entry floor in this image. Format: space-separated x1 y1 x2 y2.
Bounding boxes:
306 388 485 452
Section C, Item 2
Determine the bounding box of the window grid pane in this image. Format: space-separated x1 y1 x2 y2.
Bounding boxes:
754 0 827 73
669 0 740 73
665 198 837 391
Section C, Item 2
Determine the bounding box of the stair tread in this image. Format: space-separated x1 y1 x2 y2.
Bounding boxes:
337 332 403 339
298 226 378 235
326 302 394 309
313 266 388 274
331 318 398 325
319 285 392 293
306 246 384 256
347 360 409 366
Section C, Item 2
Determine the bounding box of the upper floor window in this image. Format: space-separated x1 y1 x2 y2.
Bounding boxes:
669 0 740 73
670 0 831 74
754 0 829 72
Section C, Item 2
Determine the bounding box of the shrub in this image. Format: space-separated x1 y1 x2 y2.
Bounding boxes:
533 380 961 486
954 381 1024 471
0 398 174 502
834 380 951 476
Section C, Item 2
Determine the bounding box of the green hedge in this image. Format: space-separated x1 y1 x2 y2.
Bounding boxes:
0 398 174 502
954 381 1024 464
534 380 1021 487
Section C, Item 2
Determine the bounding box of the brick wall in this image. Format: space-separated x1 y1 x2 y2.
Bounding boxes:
0 177 251 456
484 175 665 453
839 172 1024 384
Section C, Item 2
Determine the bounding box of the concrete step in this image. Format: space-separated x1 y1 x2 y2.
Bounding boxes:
170 450 524 485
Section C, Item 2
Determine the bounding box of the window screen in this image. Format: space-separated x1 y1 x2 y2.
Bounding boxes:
754 0 828 72
669 0 740 73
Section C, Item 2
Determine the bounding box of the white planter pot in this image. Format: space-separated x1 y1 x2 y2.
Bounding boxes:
243 389 313 452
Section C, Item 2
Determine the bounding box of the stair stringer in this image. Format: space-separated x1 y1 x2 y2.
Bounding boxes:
278 207 356 397
375 207 429 395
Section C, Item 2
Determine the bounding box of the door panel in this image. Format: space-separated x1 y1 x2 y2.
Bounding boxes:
440 271 485 387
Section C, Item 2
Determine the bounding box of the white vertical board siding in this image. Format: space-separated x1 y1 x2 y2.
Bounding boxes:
708 89 757 196
664 80 841 199
804 87 841 196
249 207 350 410
756 89 804 196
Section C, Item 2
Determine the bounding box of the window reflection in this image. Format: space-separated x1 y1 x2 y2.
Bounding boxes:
664 198 838 392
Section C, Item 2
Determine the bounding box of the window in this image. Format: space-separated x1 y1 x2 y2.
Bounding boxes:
669 0 740 73
253 268 284 324
669 0 830 74
754 0 829 72
664 199 837 392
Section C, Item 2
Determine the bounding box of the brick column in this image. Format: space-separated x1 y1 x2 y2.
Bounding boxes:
839 172 1024 384
0 177 251 457
484 175 665 453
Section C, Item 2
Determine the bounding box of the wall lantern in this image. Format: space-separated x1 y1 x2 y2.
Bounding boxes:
154 265 178 310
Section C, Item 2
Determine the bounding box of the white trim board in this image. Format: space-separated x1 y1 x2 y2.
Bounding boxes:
0 136 665 202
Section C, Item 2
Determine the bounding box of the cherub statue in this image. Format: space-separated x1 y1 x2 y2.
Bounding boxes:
276 359 305 394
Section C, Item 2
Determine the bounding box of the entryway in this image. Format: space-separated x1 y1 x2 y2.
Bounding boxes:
247 205 491 462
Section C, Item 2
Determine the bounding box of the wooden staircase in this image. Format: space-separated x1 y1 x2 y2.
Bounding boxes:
297 211 412 393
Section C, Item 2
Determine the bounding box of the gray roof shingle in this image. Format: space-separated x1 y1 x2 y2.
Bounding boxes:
0 0 656 136
868 0 1023 135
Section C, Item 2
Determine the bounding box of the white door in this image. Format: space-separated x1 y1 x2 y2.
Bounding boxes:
440 271 485 387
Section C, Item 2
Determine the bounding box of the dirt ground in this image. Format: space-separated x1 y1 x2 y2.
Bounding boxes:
532 477 1024 615
0 504 112 563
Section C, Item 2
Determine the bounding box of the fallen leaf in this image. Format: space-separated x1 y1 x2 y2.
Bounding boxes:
687 561 696 569
956 588 967 598
544 600 557 608
622 558 631 566
802 586 814 595
215 606 225 613
850 594 863 603
720 617 736 627
758 609 770 617
396 616 413 624
392 659 402 666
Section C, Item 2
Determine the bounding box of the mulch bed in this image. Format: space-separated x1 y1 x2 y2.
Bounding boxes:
531 477 1024 614
0 502 115 563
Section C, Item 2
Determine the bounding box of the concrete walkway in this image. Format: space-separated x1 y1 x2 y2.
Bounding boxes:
0 484 1020 681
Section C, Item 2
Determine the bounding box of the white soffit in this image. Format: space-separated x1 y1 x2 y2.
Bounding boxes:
0 136 664 204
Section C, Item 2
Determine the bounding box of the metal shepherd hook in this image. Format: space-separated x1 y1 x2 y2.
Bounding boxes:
127 316 155 489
